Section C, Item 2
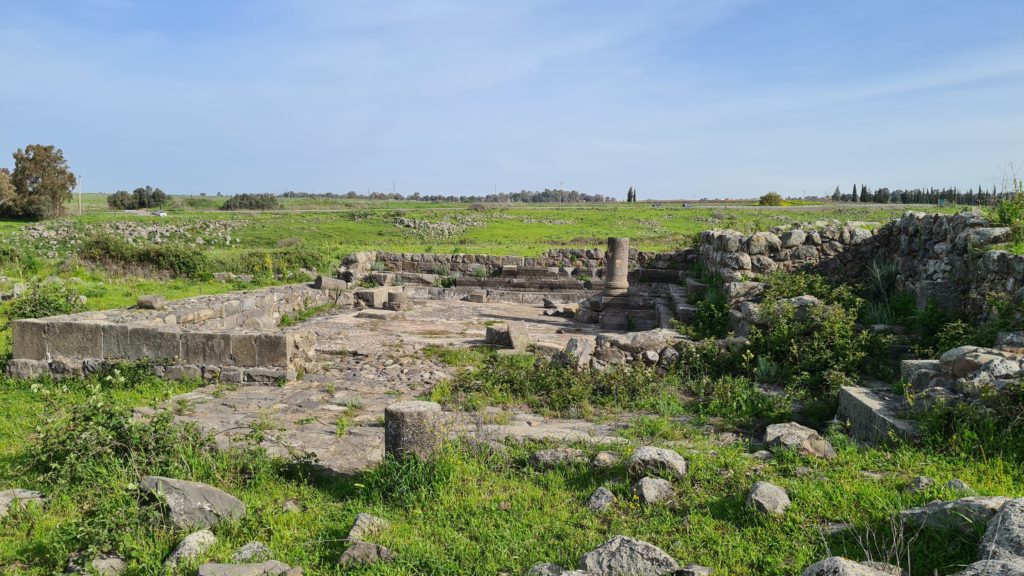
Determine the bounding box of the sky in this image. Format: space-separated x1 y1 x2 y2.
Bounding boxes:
1 0 1023 200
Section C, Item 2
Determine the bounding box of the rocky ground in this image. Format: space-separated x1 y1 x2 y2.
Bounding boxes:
161 298 622 475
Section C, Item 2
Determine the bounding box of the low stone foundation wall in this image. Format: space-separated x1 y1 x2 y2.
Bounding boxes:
7 284 337 383
340 248 694 279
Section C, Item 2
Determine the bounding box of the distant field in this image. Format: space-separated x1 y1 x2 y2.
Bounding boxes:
57 196 959 256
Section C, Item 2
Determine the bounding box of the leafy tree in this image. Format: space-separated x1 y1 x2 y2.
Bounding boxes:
9 145 77 220
859 185 869 203
0 169 16 212
759 192 783 206
107 190 134 209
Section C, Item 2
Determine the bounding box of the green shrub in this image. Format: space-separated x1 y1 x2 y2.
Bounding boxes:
79 234 208 277
444 353 665 417
917 382 1024 461
6 280 85 322
683 374 789 427
988 188 1024 243
31 385 211 486
749 295 870 395
761 270 862 310
221 193 280 211
759 192 783 206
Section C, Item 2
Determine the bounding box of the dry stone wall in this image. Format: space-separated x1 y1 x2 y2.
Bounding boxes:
7 284 336 383
699 211 1016 315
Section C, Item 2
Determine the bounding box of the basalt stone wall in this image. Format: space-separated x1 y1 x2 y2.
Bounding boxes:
700 211 1016 315
340 248 695 279
7 284 336 383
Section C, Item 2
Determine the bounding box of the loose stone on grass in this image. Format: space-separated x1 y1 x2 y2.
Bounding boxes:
140 476 247 529
531 447 587 468
591 451 622 469
197 561 293 576
233 541 272 563
633 477 675 505
577 535 680 576
348 512 390 541
588 487 615 512
165 529 217 568
338 541 396 566
747 481 791 515
0 488 44 518
626 446 687 479
764 422 836 460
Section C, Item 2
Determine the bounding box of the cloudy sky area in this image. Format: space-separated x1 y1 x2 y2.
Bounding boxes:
2 0 1023 199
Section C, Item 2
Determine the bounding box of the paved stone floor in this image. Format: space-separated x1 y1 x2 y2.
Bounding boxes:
165 298 622 475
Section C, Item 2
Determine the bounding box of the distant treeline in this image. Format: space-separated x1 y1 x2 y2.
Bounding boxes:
826 184 1016 205
280 189 615 203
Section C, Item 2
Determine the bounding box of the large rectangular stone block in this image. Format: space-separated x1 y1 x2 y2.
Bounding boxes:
128 327 182 361
46 321 103 359
256 333 291 367
229 333 259 367
183 332 232 365
11 319 47 360
100 323 133 360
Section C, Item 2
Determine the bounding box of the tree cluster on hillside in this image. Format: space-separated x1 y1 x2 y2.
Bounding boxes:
221 193 281 210
281 188 615 203
0 145 77 220
826 184 1016 205
107 186 168 210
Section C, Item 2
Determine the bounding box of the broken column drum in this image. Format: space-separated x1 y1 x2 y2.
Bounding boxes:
384 400 443 461
604 237 630 295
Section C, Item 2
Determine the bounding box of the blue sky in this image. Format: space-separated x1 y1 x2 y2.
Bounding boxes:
2 0 1022 199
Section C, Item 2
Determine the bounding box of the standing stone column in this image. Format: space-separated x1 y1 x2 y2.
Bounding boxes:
604 237 630 295
384 401 443 461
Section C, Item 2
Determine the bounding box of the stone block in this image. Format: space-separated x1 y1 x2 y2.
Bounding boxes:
137 295 167 310
163 364 202 381
354 287 389 308
46 322 102 359
256 334 291 367
11 319 47 361
837 386 917 444
467 292 487 303
6 358 47 380
183 332 232 365
128 327 182 361
228 333 259 367
100 323 133 360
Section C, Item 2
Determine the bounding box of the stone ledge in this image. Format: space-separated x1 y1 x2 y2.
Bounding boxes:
837 385 917 444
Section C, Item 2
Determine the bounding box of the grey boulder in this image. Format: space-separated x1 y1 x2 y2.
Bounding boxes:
165 529 217 568
801 557 899 576
587 487 615 512
764 422 836 460
233 541 272 563
900 497 1009 532
577 535 680 575
633 477 674 505
747 481 791 515
338 541 395 566
197 561 292 576
626 446 687 479
978 498 1024 563
0 489 45 518
348 512 390 541
141 476 246 529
